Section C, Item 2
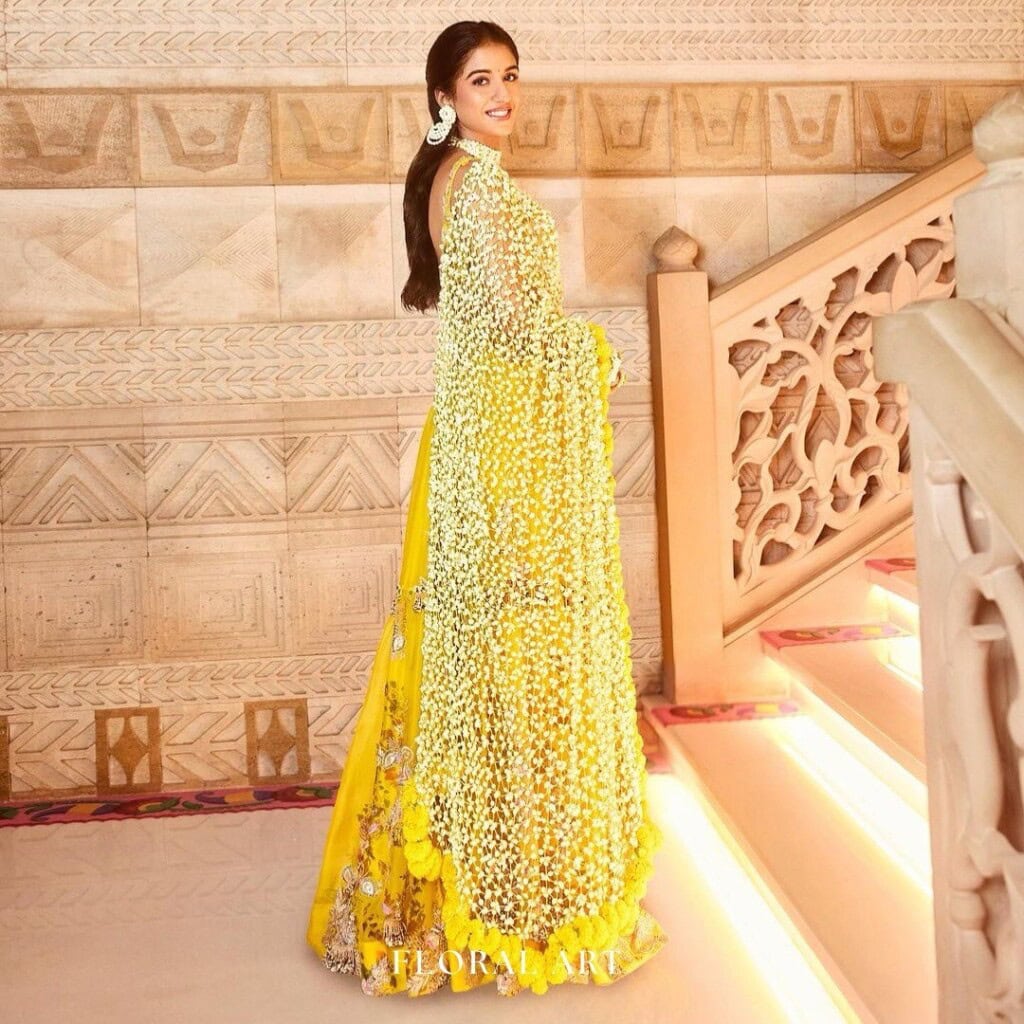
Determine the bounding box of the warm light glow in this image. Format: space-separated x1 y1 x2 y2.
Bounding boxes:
878 586 920 622
647 773 856 1023
884 658 923 691
766 718 932 893
883 634 923 690
782 672 929 819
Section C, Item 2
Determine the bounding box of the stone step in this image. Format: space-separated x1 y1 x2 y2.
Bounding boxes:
643 696 937 1024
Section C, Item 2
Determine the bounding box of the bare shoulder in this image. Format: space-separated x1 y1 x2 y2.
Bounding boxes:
429 152 484 257
433 150 480 199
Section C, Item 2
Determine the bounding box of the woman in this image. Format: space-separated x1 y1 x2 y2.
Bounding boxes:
306 20 668 997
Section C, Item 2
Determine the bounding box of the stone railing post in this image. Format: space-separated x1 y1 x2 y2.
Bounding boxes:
647 228 724 704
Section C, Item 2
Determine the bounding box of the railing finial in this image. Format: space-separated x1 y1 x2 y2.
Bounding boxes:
652 226 699 273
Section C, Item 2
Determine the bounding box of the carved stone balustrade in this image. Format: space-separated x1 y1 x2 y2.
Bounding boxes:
873 86 1024 1024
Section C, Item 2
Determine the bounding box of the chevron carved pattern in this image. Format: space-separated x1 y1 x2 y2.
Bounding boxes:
5 0 347 72
7 710 96 795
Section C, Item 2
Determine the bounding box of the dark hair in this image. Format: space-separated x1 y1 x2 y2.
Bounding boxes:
400 21 519 314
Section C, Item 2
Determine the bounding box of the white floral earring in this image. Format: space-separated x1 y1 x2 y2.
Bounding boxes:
426 102 456 145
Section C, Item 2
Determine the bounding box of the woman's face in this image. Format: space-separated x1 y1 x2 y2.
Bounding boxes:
437 42 520 145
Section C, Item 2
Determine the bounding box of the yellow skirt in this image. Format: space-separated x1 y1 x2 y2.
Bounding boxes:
306 325 667 998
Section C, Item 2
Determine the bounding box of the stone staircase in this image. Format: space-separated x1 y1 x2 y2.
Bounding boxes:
642 525 937 1024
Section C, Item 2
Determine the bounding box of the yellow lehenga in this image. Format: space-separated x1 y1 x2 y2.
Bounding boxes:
306 134 667 997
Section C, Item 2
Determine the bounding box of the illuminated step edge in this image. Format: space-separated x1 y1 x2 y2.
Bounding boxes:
641 695 870 1024
872 583 920 636
786 674 928 820
642 694 937 1024
763 637 926 784
864 565 921 634
864 558 919 605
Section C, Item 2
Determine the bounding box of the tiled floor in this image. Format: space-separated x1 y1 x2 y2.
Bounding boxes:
1 774 797 1024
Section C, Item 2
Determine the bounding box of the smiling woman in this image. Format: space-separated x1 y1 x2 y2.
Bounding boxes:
307 19 664 999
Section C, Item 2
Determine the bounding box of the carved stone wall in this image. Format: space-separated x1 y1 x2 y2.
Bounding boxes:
0 309 660 801
2 1 1022 87
0 2 1019 802
0 80 1020 308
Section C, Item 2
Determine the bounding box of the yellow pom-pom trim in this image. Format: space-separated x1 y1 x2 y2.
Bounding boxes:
409 791 661 989
399 770 661 992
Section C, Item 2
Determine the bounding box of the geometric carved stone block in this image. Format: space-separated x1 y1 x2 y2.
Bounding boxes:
673 84 767 172
95 707 162 794
133 90 272 185
855 83 945 171
6 559 145 668
7 709 96 796
307 694 366 777
274 89 388 183
579 84 673 174
157 702 248 788
945 83 1022 154
244 698 310 784
135 186 278 326
0 91 131 188
290 546 398 654
765 84 855 172
146 555 285 660
0 188 139 330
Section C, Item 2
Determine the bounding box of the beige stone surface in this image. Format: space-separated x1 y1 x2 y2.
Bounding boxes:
6 707 97 795
0 187 139 328
155 699 249 787
0 318 443 408
855 83 947 171
765 83 855 173
579 175 676 304
146 553 288 662
141 400 287 550
579 84 674 175
136 185 279 325
673 84 767 173
3 80 1011 190
0 406 148 675
133 90 272 185
0 90 131 187
306 692 367 776
853 172 914 205
281 398 401 533
274 88 388 183
765 173 859 254
5 0 349 88
6 558 146 668
288 546 399 656
5 3 1021 91
672 175 770 285
945 81 1024 152
275 183 395 321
